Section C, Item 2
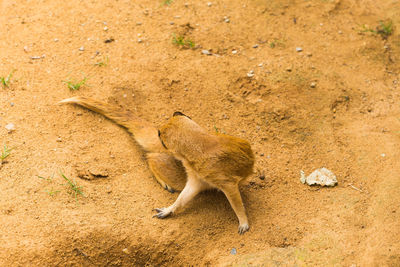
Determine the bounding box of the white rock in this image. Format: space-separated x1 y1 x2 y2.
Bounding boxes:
300 168 337 187
5 123 15 132
202 49 211 55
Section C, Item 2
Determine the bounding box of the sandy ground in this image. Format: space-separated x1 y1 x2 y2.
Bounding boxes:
1 0 399 266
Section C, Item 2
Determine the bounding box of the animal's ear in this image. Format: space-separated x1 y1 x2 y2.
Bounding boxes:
173 111 191 119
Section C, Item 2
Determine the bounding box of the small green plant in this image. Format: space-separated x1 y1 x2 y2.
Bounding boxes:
213 125 226 134
61 172 84 201
63 77 88 91
45 188 61 196
172 34 195 49
94 56 109 67
361 20 393 39
38 175 60 196
0 70 15 88
1 144 12 162
163 0 173 5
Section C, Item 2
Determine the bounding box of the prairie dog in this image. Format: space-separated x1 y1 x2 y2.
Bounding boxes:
59 96 186 192
155 113 255 234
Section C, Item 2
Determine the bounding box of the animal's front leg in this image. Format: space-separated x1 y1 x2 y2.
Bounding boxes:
153 177 205 219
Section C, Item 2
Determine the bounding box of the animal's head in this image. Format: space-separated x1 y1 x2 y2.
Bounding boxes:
158 112 210 158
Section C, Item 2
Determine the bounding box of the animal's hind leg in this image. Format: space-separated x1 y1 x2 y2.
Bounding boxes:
219 181 249 234
147 152 187 193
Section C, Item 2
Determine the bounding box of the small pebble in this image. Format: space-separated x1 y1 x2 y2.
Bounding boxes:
174 15 181 19
54 38 59 42
23 46 29 52
306 52 312 57
338 30 343 34
169 22 175 25
230 248 237 255
232 50 237 54
310 82 316 88
258 63 263 67
286 67 292 72
224 17 230 23
247 70 254 78
5 123 15 132
253 44 259 48
136 22 142 25
381 153 386 157
10 102 14 107
79 46 85 51
104 26 108 31
202 49 211 55
296 47 303 52
138 38 143 43
207 2 212 6
56 137 62 142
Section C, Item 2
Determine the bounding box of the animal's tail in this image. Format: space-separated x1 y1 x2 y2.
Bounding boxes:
59 96 165 153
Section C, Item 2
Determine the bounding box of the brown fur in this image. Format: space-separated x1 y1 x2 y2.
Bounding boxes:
156 114 255 234
59 96 186 192
59 97 255 234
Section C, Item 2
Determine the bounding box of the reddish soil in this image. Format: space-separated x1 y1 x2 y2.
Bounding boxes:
1 0 399 266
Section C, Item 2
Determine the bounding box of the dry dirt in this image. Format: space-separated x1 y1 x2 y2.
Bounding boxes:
1 0 400 266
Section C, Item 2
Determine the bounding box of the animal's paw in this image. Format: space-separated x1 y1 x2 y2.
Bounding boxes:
238 223 249 234
153 208 172 219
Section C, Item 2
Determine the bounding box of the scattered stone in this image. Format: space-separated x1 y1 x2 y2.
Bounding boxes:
338 30 343 34
232 50 238 54
103 26 108 31
138 38 143 43
104 38 115 43
230 248 237 255
224 16 230 23
296 47 303 52
207 2 212 6
54 38 59 42
300 168 338 187
286 66 292 72
258 63 263 67
23 46 29 52
10 102 14 107
253 44 259 48
136 22 142 25
30 55 44 60
122 248 130 254
5 123 15 133
310 82 316 88
174 15 181 19
381 153 386 157
56 137 62 142
247 70 254 78
306 52 312 57
202 49 211 55
79 46 85 51
169 22 175 25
